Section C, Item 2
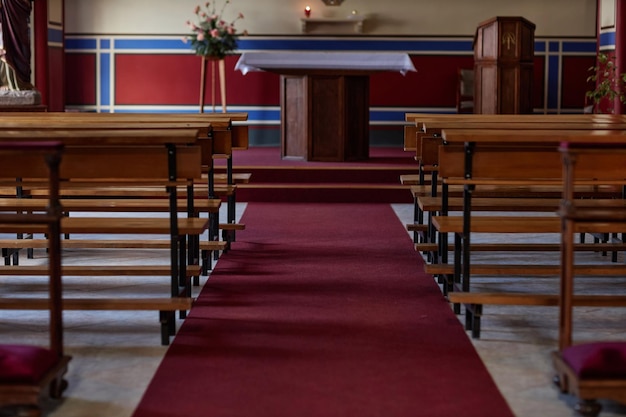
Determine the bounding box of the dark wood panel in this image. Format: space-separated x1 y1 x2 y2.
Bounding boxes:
280 73 370 162
281 75 308 159
311 76 342 160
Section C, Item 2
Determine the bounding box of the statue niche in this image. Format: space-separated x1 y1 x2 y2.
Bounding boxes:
0 0 41 106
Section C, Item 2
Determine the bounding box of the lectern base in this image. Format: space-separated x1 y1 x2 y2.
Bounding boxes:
281 73 369 162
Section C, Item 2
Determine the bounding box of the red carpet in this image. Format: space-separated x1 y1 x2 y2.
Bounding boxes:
132 203 514 417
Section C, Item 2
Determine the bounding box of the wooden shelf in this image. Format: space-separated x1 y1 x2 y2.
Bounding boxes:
300 16 366 34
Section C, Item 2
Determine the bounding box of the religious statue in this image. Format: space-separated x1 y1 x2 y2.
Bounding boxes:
0 0 35 91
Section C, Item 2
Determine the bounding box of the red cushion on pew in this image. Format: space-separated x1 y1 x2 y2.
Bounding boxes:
0 345 58 384
562 342 626 379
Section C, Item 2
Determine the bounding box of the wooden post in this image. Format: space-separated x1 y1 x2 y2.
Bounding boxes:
219 59 227 113
199 57 227 113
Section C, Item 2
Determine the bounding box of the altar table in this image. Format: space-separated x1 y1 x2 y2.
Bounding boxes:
235 52 416 162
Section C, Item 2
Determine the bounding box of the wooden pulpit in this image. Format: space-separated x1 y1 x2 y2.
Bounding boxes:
473 16 535 114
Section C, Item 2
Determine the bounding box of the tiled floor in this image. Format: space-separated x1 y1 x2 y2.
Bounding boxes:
1 204 626 417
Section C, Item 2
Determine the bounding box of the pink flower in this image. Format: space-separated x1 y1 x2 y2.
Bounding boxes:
185 0 246 57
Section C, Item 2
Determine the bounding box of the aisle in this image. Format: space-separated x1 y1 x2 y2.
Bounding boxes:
132 203 513 417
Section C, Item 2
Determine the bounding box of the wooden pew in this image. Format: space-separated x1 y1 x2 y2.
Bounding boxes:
405 113 626 128
0 111 250 245
552 142 626 417
404 120 626 244
430 129 626 338
0 141 71 416
0 120 227 270
403 113 626 186
0 129 208 345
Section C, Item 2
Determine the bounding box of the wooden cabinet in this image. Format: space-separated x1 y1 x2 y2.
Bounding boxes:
473 16 535 114
281 71 369 161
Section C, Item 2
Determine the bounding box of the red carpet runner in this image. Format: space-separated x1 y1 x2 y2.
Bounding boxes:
132 203 514 417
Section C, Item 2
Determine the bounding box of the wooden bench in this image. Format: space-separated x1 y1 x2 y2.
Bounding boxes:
416 196 626 258
0 129 208 345
0 141 71 416
403 113 626 184
0 119 230 269
430 129 626 338
0 111 250 247
401 127 441 186
405 113 626 131
0 195 225 275
552 142 626 417
403 118 626 243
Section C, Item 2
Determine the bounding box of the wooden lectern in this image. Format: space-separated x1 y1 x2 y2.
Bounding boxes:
473 16 535 114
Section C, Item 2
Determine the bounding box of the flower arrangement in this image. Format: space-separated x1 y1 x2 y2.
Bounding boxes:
185 1 246 60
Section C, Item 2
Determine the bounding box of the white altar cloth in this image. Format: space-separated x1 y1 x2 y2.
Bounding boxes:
235 51 417 76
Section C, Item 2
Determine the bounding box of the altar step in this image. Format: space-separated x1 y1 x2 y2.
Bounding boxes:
235 182 413 203
214 146 417 203
216 165 416 203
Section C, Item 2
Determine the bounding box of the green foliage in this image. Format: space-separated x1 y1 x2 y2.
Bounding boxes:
586 52 626 113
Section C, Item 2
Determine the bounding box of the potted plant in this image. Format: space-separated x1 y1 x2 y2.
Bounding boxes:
585 52 626 114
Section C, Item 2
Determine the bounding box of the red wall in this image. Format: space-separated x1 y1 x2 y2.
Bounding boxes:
63 52 595 112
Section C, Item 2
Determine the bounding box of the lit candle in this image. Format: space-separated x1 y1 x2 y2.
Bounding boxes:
304 6 311 17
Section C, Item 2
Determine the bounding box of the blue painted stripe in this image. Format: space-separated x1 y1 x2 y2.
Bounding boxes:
562 42 597 53
100 53 111 106
100 39 111 49
547 55 559 109
65 38 98 49
599 31 616 48
63 36 598 57
239 109 280 120
48 28 63 44
549 42 560 53
114 39 188 50
369 110 407 122
67 37 478 54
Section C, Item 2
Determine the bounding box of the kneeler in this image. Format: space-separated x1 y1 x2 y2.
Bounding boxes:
0 142 71 417
552 342 626 416
552 142 626 417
